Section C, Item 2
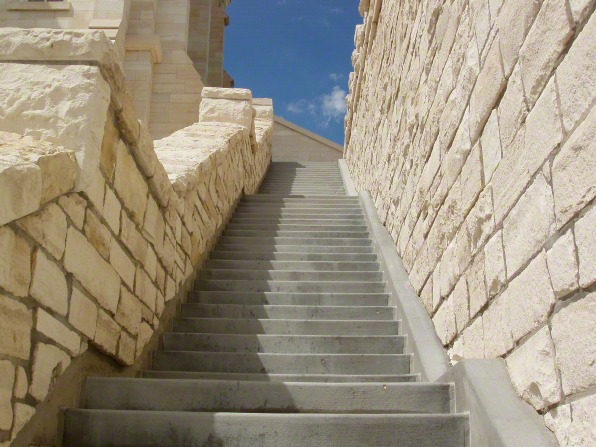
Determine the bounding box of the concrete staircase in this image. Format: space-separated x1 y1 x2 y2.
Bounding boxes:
61 162 469 446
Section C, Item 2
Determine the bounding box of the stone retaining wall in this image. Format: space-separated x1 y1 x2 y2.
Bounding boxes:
0 29 272 445
345 1 594 445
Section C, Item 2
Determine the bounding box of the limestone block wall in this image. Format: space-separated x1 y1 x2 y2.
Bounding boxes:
0 28 272 445
345 1 595 445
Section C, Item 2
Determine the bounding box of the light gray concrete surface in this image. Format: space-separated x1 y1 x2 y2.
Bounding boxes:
338 159 358 196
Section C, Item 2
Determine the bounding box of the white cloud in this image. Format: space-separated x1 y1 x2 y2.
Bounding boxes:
286 86 347 128
329 73 343 81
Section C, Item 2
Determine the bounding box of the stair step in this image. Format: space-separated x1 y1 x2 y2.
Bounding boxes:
236 204 361 211
195 279 386 293
198 269 383 282
215 245 374 254
151 352 411 374
204 260 380 271
85 379 452 414
162 333 405 353
228 218 367 225
141 371 419 382
217 237 371 247
223 230 369 238
224 224 369 232
209 251 377 261
240 197 359 203
179 304 394 320
63 411 468 447
187 291 390 306
172 318 400 335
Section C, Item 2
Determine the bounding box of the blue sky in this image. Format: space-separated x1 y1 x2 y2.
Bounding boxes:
224 0 361 145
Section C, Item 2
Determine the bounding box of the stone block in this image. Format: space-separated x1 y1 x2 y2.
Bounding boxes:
102 187 121 234
136 321 153 356
506 326 561 410
544 393 596 447
109 239 136 290
135 266 157 312
469 37 506 143
14 367 28 399
29 342 71 401
503 172 555 278
433 295 457 345
11 403 34 440
551 292 596 395
30 249 68 316
199 97 253 132
552 106 596 228
64 227 120 314
115 287 141 336
17 203 67 261
546 230 579 299
484 230 506 297
482 295 514 357
501 251 556 344
466 186 494 256
574 204 596 288
497 65 528 150
0 63 110 199
58 194 87 230
0 156 41 228
480 111 501 183
84 209 112 259
68 285 97 340
117 331 136 366
452 276 469 333
0 360 15 431
461 316 485 359
114 141 149 228
0 226 32 297
555 13 596 133
467 253 488 318
143 196 165 249
568 0 594 22
94 310 120 356
460 142 483 214
120 212 148 264
519 0 573 108
36 309 80 356
497 0 542 76
0 294 32 360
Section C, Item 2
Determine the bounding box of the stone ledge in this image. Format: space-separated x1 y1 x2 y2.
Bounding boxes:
202 87 252 100
7 1 72 11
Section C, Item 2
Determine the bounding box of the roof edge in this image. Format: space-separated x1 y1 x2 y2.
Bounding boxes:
274 116 344 154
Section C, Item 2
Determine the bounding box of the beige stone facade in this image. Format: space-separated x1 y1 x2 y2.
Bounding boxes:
272 117 343 162
345 1 595 445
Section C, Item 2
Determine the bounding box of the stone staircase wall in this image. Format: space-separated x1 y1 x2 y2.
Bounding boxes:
0 29 272 445
344 1 595 445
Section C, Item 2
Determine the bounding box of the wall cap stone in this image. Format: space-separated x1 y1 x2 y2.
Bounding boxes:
202 87 252 100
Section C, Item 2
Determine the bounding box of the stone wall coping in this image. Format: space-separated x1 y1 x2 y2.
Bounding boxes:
253 98 273 106
202 87 252 100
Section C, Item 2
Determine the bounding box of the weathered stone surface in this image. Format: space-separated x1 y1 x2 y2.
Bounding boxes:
0 360 15 431
120 212 148 264
467 186 494 256
29 342 71 401
452 276 469 333
68 285 98 340
552 106 596 228
94 310 120 356
36 308 80 356
143 196 165 249
64 227 120 314
58 194 87 230
519 0 573 108
103 187 121 234
467 253 487 319
555 13 596 133
506 326 561 411
433 294 457 345
480 111 501 182
483 295 514 357
0 294 32 360
202 87 252 100
30 249 68 316
0 226 32 297
17 203 67 261
484 230 506 297
501 251 556 344
503 172 555 278
568 0 594 23
114 141 149 228
546 230 579 299
460 316 485 359
109 239 136 290
117 331 136 366
115 287 141 336
84 209 112 259
551 292 596 396
136 321 153 355
134 266 157 312
575 205 596 288
11 403 34 440
199 97 253 131
497 65 527 150
0 151 41 228
14 367 28 400
545 393 596 446
497 0 542 76
0 63 110 196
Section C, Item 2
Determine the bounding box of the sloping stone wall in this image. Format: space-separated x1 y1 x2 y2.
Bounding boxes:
0 29 272 445
345 1 594 445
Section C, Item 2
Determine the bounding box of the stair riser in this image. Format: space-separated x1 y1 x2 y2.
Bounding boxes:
225 225 369 232
195 280 386 293
198 270 383 282
204 260 380 271
141 371 418 382
162 334 405 354
187 292 390 306
209 252 377 261
172 318 400 335
151 352 411 374
215 245 375 254
85 379 452 414
217 237 372 247
228 219 366 225
179 304 394 320
223 231 369 238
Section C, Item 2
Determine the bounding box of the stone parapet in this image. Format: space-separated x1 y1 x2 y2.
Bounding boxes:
0 28 272 445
